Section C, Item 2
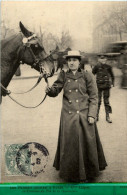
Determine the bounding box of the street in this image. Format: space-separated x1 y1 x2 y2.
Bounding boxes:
1 66 127 183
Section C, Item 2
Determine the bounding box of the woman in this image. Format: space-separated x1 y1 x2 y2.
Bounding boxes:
46 50 107 182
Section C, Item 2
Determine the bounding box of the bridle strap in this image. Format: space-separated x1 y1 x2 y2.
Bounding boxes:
1 79 49 109
1 83 11 95
27 45 40 67
17 44 40 68
8 93 47 109
8 73 43 94
1 34 53 108
0 71 44 95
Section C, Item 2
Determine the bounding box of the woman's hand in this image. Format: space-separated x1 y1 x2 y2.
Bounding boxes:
88 117 95 124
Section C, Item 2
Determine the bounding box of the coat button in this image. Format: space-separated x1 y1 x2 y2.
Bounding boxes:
75 80 78 82
69 90 72 92
69 100 72 103
68 79 70 82
77 111 79 114
75 89 78 92
76 100 79 103
69 111 72 114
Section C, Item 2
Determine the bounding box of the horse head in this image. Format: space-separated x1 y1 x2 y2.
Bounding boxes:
19 22 55 78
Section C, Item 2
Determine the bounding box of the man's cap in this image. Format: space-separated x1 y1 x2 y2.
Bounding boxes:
64 50 82 59
97 53 108 59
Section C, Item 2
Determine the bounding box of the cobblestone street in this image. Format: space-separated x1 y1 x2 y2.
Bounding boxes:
1 66 127 183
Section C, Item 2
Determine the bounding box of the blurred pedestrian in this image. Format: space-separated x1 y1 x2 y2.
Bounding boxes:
120 46 127 88
84 60 92 72
45 50 107 182
92 54 115 123
84 64 92 72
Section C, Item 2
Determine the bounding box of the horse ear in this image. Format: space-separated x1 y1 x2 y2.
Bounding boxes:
19 22 33 37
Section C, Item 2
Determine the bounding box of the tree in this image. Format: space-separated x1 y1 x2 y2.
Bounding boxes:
102 2 127 40
59 31 73 50
1 20 15 39
40 30 73 53
93 2 127 52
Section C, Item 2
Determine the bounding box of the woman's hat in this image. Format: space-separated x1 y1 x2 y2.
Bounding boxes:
64 50 82 59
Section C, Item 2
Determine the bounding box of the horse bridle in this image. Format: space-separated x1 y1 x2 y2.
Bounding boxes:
0 33 55 108
19 34 45 72
19 34 55 77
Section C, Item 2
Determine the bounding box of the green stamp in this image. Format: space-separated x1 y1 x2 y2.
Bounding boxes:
5 144 24 176
5 142 49 177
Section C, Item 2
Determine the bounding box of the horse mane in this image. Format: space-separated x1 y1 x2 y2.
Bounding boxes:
1 33 23 61
1 33 22 51
1 33 24 87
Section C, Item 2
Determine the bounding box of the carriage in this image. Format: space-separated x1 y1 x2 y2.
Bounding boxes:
105 41 127 68
105 41 127 88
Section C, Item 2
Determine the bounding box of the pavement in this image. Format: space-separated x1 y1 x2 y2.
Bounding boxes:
1 65 127 183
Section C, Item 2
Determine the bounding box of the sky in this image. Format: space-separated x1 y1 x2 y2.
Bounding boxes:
1 1 95 51
1 1 126 52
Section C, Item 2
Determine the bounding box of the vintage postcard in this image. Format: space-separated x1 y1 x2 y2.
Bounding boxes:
1 0 127 184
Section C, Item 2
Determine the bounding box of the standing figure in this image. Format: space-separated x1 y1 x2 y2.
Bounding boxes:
46 50 107 182
92 54 115 123
119 46 127 88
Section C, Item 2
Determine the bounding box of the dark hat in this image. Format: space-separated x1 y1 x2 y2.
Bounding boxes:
97 53 108 59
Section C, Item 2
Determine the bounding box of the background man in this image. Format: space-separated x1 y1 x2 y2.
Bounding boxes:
92 54 115 123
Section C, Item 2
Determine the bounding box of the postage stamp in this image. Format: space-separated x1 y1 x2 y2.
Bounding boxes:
5 142 49 177
5 144 24 176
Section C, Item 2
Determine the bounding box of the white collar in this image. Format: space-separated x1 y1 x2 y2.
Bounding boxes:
72 70 77 75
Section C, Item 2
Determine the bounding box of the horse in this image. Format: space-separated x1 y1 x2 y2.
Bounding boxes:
50 47 72 72
1 22 55 103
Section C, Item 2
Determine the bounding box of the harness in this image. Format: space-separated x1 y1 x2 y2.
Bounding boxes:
1 33 52 108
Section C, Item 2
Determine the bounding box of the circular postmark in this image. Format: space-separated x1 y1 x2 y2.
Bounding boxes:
16 142 49 177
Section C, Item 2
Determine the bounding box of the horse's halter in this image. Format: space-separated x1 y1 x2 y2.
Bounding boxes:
19 33 50 76
1 33 56 108
23 36 41 68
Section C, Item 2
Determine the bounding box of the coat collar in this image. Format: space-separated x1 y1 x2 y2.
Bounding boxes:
66 68 83 79
97 62 108 67
67 68 82 73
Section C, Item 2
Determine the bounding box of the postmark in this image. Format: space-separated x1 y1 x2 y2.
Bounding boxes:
16 142 49 177
5 142 49 177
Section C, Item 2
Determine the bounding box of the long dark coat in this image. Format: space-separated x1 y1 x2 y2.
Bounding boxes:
47 68 107 181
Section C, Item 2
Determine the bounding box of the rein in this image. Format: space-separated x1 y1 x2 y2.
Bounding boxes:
7 73 43 95
8 91 47 109
1 78 49 108
1 33 53 108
